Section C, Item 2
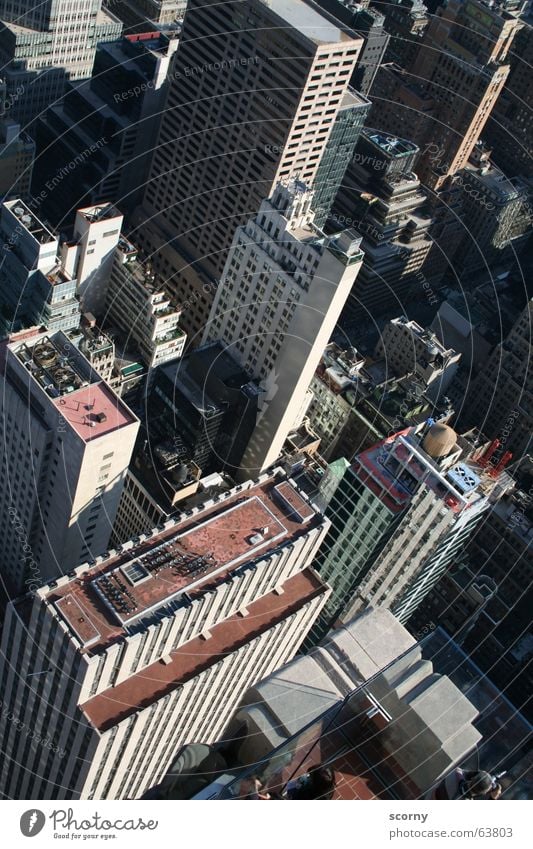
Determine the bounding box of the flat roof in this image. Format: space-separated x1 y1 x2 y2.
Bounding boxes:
355 432 470 514
341 88 370 110
274 480 315 522
364 130 419 156
53 381 137 442
77 203 122 223
263 0 353 44
81 568 327 731
4 199 57 244
48 477 323 654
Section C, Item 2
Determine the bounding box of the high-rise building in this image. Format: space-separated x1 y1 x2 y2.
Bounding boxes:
0 1 122 126
141 342 260 477
460 299 532 460
32 30 179 228
145 609 483 800
61 203 124 316
103 0 186 33
369 0 523 190
307 422 511 644
103 237 186 371
332 129 432 319
76 315 115 384
203 180 364 477
375 316 461 402
452 144 531 273
134 0 364 340
0 200 127 345
0 199 80 338
0 329 139 594
409 477 533 722
311 90 371 230
0 120 34 201
430 295 495 373
484 9 533 178
372 0 429 68
306 342 453 461
0 83 34 199
0 469 331 799
315 0 390 95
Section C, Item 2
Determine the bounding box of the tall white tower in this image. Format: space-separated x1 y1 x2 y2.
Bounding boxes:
203 180 364 477
0 328 139 593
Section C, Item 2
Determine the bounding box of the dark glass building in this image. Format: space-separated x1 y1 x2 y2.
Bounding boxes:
312 89 371 229
148 342 261 476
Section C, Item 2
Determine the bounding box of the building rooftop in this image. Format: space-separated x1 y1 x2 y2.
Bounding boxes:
364 130 419 157
11 331 137 440
355 429 482 514
81 568 327 731
341 87 370 110
263 0 356 44
463 162 525 200
52 382 135 442
77 203 122 224
45 476 324 654
5 199 56 244
388 315 452 353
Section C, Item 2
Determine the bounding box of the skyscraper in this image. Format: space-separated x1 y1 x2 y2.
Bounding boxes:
0 469 330 799
0 83 34 199
0 328 139 594
332 129 432 319
307 422 509 644
135 0 363 340
375 316 461 402
203 180 364 476
409 479 533 722
103 237 186 371
484 7 533 178
102 0 186 33
460 298 532 460
0 200 80 338
314 0 390 95
0 1 122 126
60 203 123 316
146 609 483 800
369 0 523 190
311 89 371 230
452 144 531 273
32 30 179 227
373 0 429 69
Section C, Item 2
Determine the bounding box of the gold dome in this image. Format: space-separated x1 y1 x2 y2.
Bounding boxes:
422 423 457 459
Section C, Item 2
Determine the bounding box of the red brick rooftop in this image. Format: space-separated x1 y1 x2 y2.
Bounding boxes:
53 381 136 442
82 568 327 732
274 480 315 522
48 477 324 654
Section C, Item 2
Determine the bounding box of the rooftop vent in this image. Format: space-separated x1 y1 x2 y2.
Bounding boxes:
122 561 150 586
447 463 480 494
33 342 58 368
248 533 264 545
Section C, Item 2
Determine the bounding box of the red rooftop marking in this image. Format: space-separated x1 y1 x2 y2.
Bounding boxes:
53 382 136 441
